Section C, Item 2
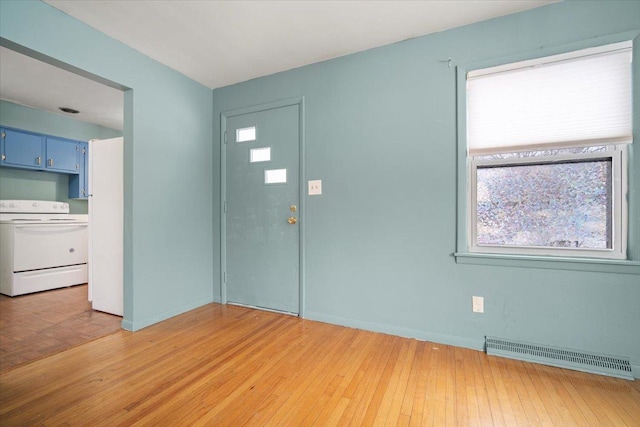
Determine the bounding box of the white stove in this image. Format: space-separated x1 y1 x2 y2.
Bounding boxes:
0 200 88 296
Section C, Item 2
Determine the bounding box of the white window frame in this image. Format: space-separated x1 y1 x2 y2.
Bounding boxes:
462 39 634 262
468 144 628 259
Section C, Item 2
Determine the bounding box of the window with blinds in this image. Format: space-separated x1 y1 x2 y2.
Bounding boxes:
465 41 632 259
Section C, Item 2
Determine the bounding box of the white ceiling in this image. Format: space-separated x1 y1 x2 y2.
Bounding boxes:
1 0 555 130
46 0 555 89
0 46 124 130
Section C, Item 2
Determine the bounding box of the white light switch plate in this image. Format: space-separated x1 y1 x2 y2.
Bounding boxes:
308 180 322 195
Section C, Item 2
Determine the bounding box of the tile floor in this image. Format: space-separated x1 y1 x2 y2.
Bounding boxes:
0 284 122 372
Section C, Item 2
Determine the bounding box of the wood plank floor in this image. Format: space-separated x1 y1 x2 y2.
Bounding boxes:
1 303 638 426
0 284 122 372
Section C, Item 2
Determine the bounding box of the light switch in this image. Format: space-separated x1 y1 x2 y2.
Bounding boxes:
308 180 322 195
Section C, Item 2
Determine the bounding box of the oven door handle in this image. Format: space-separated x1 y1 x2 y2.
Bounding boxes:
13 224 88 229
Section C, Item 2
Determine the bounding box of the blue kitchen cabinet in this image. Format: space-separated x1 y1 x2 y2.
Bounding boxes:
1 128 46 170
45 137 80 173
69 142 89 199
1 126 89 200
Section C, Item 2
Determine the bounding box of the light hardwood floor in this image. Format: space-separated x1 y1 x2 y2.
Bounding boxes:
1 302 638 426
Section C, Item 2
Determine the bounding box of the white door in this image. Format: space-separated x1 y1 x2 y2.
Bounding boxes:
88 137 123 316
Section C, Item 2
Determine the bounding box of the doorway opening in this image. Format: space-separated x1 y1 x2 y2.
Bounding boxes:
0 39 129 366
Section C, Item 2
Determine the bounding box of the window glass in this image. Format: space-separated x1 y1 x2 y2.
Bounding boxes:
250 147 271 163
236 126 256 143
264 168 286 184
476 158 612 249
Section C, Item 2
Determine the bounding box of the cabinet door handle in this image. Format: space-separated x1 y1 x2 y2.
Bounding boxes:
48 158 54 167
36 156 41 165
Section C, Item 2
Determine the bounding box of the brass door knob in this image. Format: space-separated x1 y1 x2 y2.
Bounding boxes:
288 216 297 224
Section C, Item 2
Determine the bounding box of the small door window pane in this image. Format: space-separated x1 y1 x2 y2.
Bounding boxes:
236 126 256 143
250 147 271 163
265 168 287 184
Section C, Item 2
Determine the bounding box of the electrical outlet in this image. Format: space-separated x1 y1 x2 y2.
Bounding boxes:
472 296 484 313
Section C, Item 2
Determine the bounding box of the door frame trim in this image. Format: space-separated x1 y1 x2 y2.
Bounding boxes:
220 97 306 316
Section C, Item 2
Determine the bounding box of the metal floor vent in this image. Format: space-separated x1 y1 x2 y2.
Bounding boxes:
486 336 634 380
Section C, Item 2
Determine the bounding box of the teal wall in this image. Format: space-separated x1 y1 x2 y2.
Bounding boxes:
0 100 122 214
213 1 640 374
0 1 214 330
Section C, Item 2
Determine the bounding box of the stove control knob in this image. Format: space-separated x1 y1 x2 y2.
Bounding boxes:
32 202 39 207
10 202 17 208
0 202 5 208
53 204 58 209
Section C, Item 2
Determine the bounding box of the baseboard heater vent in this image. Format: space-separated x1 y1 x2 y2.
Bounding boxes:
486 336 633 380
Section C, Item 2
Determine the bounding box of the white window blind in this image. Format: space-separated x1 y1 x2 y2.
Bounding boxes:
467 41 632 155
